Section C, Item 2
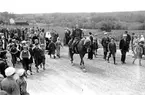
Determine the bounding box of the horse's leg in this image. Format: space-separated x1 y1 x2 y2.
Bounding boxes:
80 54 85 70
35 60 39 73
69 48 74 65
43 58 46 70
132 57 136 64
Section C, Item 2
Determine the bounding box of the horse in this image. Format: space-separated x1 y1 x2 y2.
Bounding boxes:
68 37 91 72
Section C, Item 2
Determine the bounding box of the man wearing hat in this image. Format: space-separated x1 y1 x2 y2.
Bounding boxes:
119 34 129 64
101 32 110 60
1 67 20 95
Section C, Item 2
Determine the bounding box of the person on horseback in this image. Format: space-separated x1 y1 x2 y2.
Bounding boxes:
70 24 84 53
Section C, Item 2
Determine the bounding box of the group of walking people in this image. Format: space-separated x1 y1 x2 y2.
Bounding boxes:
101 31 145 65
0 26 63 95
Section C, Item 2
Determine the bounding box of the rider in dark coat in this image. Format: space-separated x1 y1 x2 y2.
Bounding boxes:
70 24 84 53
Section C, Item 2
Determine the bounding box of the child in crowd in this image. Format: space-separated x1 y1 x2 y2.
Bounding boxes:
20 45 31 75
48 40 56 58
28 44 34 75
55 37 63 58
132 42 143 66
107 38 117 65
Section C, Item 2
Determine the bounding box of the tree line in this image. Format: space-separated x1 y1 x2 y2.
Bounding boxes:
1 11 145 31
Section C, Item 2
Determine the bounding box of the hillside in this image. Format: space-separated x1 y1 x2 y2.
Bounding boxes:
1 11 145 30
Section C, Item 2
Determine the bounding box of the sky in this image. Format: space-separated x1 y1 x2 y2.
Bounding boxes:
0 0 145 14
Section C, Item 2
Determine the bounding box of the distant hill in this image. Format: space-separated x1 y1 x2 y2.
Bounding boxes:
1 11 145 30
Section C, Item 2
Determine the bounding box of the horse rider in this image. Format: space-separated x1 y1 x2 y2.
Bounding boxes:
70 24 84 53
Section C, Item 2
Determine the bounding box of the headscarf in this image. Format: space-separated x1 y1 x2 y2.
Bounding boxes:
139 35 145 42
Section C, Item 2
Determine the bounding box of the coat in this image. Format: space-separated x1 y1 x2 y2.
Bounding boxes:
33 47 42 59
1 77 20 95
108 42 116 53
71 28 83 40
16 77 29 95
48 42 56 55
119 39 129 51
101 37 110 48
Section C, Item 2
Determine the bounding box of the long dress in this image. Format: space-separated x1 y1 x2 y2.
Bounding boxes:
55 41 62 57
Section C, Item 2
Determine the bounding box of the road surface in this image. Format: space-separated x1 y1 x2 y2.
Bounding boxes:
8 47 145 95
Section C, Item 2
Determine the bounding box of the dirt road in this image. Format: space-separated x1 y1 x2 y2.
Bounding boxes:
14 47 145 95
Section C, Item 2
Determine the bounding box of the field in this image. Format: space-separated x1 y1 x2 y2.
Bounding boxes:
3 25 145 95
7 47 145 95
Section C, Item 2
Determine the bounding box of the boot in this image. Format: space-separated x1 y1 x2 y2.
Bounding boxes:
113 57 116 65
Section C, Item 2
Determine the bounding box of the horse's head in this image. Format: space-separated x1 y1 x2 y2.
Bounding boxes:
83 37 91 52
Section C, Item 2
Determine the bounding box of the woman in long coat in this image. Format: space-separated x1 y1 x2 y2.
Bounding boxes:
48 40 56 58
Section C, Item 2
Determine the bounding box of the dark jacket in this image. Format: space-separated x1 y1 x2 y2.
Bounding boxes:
71 28 83 40
101 37 110 48
126 34 131 43
119 39 129 51
33 47 42 59
48 42 56 54
108 42 116 53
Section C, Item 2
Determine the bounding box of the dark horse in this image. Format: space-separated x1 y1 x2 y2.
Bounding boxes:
68 37 91 72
